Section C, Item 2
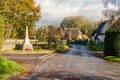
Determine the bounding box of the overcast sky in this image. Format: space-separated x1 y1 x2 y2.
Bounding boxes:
35 0 104 28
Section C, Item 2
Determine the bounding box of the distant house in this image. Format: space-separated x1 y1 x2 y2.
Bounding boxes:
62 28 83 41
91 19 115 45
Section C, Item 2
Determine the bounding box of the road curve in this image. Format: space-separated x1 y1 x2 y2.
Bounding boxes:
32 45 120 80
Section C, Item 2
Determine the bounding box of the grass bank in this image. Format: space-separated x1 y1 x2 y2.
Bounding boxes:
0 57 26 80
104 56 120 62
88 45 120 63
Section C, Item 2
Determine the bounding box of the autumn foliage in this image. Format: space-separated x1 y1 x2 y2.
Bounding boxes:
0 0 40 39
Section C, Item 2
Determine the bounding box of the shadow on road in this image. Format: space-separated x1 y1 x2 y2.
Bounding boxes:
31 71 113 80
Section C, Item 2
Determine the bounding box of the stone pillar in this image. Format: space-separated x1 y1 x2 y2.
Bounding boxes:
23 26 33 51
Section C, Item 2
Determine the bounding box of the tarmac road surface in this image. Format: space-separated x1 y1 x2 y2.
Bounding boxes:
31 45 120 80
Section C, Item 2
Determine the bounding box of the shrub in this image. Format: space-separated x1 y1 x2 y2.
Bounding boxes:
63 45 70 50
104 28 120 56
0 15 5 53
57 45 70 52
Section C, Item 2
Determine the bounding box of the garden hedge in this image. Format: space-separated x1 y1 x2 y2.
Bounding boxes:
0 15 5 53
104 28 120 56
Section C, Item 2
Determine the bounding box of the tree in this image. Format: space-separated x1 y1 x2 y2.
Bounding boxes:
103 0 120 18
103 0 120 57
103 0 120 8
60 16 97 37
47 25 62 50
29 24 37 39
36 25 62 50
0 0 41 39
36 26 48 41
0 15 5 52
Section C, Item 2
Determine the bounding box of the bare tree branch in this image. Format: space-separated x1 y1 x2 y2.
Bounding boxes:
103 0 120 8
103 0 120 18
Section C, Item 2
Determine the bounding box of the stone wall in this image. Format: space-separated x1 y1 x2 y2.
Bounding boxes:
2 43 16 51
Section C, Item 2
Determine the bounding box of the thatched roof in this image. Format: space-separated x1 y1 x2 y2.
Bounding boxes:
63 28 82 40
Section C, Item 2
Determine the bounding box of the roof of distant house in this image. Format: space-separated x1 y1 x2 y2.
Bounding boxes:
63 28 82 39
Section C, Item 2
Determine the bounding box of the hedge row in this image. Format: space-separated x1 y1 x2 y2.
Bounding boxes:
104 28 120 56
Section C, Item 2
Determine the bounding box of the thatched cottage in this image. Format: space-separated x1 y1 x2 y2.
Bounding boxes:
62 28 83 41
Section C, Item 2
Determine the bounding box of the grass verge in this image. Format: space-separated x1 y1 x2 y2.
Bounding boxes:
104 56 120 62
0 57 26 80
87 45 103 51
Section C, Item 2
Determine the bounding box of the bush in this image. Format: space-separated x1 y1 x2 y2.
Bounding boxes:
0 15 5 52
57 45 70 52
0 57 25 79
104 28 120 56
63 45 70 50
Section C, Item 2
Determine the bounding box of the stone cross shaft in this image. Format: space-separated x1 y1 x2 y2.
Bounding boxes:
23 26 33 51
25 26 30 44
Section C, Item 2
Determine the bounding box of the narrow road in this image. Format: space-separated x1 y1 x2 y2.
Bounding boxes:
30 45 120 80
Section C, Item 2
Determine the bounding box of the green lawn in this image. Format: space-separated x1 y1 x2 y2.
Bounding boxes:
0 57 26 80
105 56 120 62
87 44 103 51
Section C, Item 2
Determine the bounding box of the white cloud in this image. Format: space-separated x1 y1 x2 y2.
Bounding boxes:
35 0 104 28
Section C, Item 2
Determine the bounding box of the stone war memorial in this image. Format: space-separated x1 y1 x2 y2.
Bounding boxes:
23 26 33 51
